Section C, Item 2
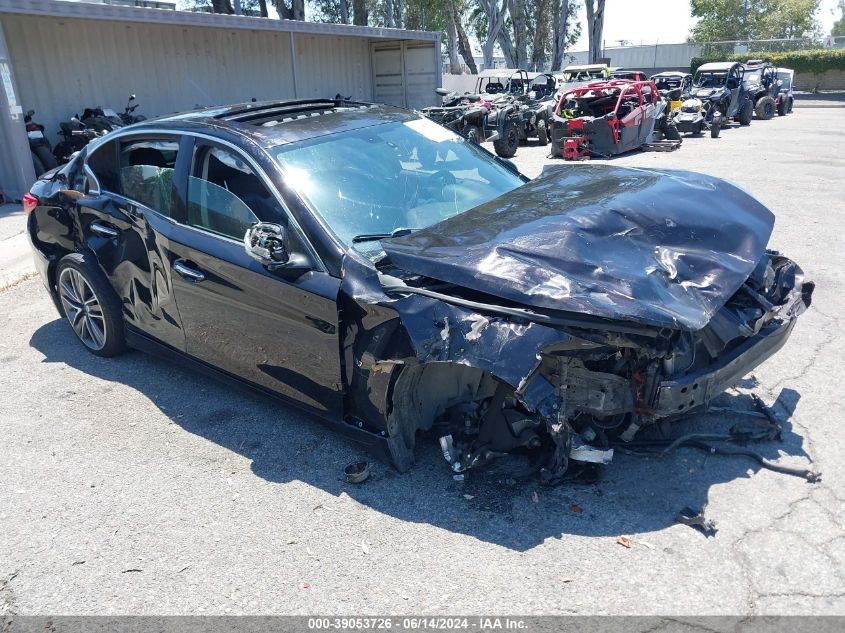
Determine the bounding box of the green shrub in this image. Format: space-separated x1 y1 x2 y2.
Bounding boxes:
691 48 845 74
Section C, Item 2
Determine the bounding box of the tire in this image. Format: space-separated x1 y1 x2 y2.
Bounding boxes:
662 119 681 141
738 99 753 126
755 95 776 120
788 97 794 113
777 99 787 116
55 253 125 357
536 118 549 145
710 114 722 138
31 153 46 177
34 145 58 173
493 122 519 158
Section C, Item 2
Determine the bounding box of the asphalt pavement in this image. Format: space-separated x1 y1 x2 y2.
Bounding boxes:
0 95 843 616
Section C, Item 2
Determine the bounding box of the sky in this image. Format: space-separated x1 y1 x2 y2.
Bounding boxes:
168 0 842 47
569 0 842 50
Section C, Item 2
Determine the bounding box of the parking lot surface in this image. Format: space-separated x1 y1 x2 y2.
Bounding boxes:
1 95 844 616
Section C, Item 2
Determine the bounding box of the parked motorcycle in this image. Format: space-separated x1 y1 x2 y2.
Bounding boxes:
118 94 146 125
53 115 101 164
24 110 58 176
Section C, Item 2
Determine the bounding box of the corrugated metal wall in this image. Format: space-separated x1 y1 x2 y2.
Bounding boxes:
1 14 375 146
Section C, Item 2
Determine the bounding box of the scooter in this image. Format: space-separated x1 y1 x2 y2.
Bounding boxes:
24 110 58 176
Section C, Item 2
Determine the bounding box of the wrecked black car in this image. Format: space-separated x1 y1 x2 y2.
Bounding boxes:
27 99 813 483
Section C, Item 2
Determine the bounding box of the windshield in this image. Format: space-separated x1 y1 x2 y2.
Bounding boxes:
562 69 607 82
273 118 524 256
694 71 727 88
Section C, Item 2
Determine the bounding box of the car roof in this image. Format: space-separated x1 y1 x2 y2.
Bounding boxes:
563 64 608 71
697 62 737 72
136 99 418 149
651 71 690 78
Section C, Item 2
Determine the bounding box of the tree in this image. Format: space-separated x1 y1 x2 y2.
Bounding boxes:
584 0 604 63
444 0 478 73
834 0 845 36
551 0 580 71
477 0 511 68
691 0 820 41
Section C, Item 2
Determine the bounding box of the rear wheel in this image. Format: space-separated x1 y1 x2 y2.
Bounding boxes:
34 145 58 173
777 98 788 116
755 95 776 120
787 97 794 113
56 253 125 357
493 122 519 158
536 118 549 145
738 99 753 126
31 153 45 177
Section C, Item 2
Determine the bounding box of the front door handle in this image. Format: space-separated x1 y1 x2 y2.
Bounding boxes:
173 260 206 283
90 221 120 238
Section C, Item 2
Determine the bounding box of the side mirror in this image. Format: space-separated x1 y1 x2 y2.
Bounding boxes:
244 222 309 272
129 94 136 101
435 87 451 96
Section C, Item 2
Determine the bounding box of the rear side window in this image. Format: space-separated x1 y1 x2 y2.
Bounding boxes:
118 139 180 214
86 140 120 193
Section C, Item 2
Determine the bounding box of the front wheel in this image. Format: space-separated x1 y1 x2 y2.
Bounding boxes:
493 122 519 158
755 95 776 120
56 253 126 357
738 99 753 126
710 114 722 138
536 118 549 145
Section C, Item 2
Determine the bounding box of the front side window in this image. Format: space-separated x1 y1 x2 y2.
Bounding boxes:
187 146 282 241
119 139 180 214
273 118 523 258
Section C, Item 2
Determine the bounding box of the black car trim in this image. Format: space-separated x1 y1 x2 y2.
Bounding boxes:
82 127 328 275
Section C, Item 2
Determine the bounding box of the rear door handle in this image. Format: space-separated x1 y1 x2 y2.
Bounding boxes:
173 260 206 283
90 221 120 238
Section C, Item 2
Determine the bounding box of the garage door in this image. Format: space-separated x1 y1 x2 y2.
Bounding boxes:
372 43 405 106
371 41 437 109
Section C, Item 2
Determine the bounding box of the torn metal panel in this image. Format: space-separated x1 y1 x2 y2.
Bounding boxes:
382 164 774 331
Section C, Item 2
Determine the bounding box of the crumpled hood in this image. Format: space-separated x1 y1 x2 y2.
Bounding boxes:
382 165 775 331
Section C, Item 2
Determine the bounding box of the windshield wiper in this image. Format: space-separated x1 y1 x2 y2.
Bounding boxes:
351 227 418 244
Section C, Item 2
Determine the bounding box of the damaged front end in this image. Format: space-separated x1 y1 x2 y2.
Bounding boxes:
340 165 813 483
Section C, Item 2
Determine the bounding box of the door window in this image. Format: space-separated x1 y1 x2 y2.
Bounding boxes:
186 146 289 241
86 139 120 193
118 139 180 214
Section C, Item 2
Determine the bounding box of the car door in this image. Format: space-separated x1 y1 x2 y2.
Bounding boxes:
726 66 742 116
77 134 186 350
618 85 645 151
166 136 344 418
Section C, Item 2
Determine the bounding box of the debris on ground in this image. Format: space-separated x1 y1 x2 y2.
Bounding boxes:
569 503 583 513
675 506 718 537
616 536 632 549
344 461 370 484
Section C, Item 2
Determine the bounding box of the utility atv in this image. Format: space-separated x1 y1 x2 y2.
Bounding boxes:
550 80 679 159
511 72 561 146
675 62 753 137
651 71 692 113
742 60 781 120
421 89 489 143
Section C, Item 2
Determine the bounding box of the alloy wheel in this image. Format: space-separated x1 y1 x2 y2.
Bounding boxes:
58 267 107 351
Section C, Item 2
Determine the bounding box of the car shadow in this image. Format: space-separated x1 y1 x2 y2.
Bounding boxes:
30 318 812 552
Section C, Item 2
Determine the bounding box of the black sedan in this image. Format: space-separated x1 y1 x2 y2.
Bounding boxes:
26 98 813 482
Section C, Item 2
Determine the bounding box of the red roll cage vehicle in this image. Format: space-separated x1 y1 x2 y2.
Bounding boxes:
550 80 674 159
